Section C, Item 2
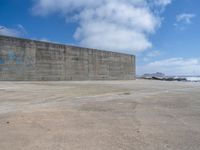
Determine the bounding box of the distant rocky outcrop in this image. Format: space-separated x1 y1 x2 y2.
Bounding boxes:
140 72 187 82
142 72 165 78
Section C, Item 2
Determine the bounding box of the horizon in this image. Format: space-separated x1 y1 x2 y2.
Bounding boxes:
0 0 200 76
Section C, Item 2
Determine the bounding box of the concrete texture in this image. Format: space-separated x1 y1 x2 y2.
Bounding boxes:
0 80 200 150
0 35 135 81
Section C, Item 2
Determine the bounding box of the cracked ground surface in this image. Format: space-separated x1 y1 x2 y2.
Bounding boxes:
0 80 200 150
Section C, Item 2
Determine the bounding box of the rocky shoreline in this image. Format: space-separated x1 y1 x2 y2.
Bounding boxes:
140 76 187 82
140 72 200 82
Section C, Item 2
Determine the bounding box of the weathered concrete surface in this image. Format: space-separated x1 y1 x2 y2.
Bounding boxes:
0 35 135 81
0 80 200 150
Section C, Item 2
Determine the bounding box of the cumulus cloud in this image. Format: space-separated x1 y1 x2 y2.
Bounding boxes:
138 58 200 76
32 0 171 53
0 24 26 37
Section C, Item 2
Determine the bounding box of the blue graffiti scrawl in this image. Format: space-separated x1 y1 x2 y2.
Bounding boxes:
8 51 16 61
8 50 23 64
0 57 5 64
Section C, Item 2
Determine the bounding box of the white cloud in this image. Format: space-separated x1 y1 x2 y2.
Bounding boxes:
150 0 172 7
0 26 20 36
0 25 26 37
176 13 196 24
138 58 200 76
39 38 51 42
143 50 161 61
16 24 27 34
174 13 196 30
32 0 171 53
146 50 161 57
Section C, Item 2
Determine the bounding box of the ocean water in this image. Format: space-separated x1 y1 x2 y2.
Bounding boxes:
185 77 200 82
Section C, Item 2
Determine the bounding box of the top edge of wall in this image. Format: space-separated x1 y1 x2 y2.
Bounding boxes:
0 35 135 57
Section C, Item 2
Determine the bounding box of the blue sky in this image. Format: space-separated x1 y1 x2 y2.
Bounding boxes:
0 0 200 76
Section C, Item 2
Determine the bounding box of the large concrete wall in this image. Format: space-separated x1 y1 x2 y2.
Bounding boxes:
0 35 135 81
